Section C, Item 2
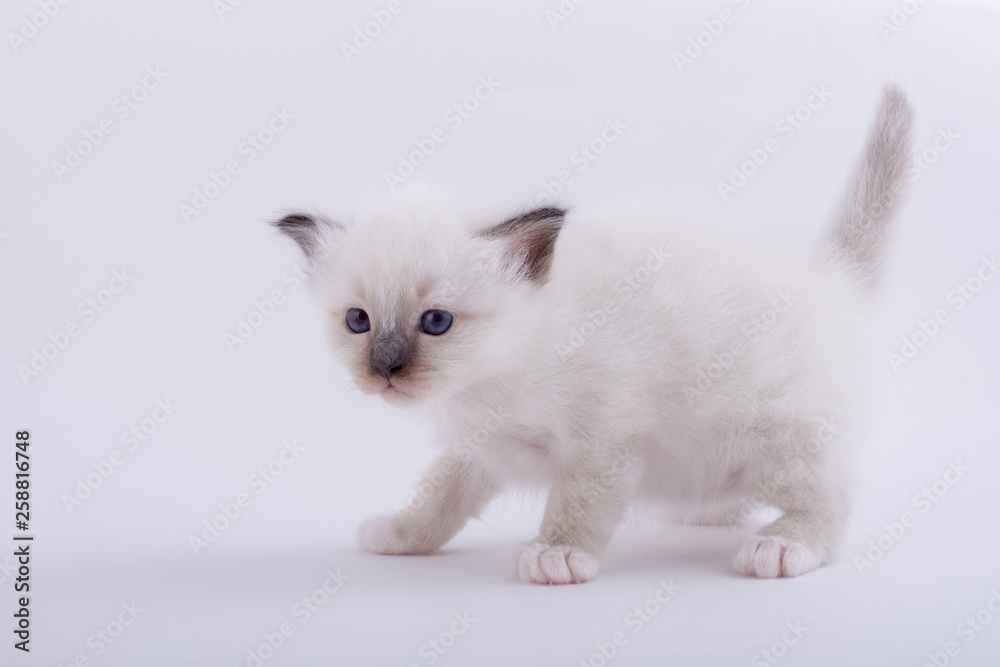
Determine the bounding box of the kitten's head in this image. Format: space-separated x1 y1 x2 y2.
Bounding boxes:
271 191 564 405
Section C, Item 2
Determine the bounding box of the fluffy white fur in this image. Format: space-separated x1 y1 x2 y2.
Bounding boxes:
272 84 914 583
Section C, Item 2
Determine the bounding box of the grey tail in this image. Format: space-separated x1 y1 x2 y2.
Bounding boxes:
825 83 915 289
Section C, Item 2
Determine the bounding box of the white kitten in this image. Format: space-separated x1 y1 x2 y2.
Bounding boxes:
272 84 914 583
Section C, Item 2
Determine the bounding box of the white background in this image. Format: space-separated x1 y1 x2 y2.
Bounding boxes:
2 0 1000 665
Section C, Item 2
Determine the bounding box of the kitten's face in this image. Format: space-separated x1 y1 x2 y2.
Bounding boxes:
319 228 492 404
273 193 564 405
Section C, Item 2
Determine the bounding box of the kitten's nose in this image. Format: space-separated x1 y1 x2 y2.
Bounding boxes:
370 331 411 379
371 358 404 379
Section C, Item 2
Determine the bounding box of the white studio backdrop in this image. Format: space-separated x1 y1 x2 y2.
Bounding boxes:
2 0 999 666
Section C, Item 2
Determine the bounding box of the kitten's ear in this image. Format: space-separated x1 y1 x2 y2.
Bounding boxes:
479 206 566 282
270 212 341 260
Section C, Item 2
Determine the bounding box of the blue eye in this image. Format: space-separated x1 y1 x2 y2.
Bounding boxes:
346 308 370 333
420 310 453 336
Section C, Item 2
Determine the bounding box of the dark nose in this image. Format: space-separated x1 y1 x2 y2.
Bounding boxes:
370 331 411 379
371 358 404 379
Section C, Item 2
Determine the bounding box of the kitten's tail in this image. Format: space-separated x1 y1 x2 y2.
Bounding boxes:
824 83 915 289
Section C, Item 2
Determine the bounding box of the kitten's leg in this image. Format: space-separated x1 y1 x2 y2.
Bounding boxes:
517 447 635 585
677 502 748 527
357 453 500 555
733 456 850 578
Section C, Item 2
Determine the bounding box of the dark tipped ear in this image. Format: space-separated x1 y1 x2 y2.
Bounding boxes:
270 212 340 260
479 206 566 282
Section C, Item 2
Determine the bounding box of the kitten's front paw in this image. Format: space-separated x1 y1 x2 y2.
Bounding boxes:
733 536 823 578
357 515 432 555
516 542 600 585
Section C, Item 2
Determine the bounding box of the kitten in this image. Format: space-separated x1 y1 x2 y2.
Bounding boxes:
271 84 914 583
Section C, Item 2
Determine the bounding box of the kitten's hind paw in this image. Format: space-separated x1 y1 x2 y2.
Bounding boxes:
516 542 600 585
733 536 823 578
357 514 435 555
